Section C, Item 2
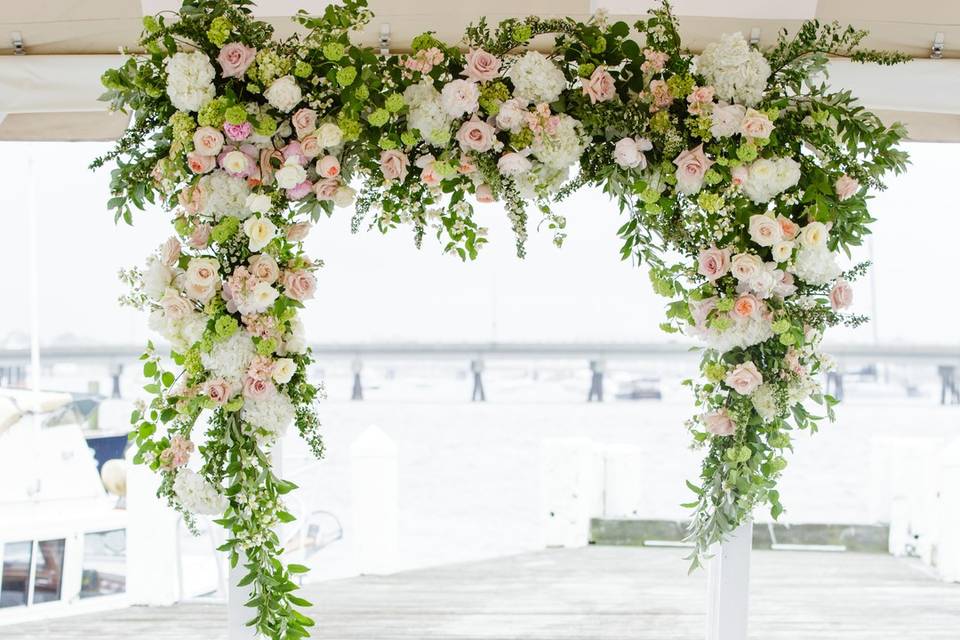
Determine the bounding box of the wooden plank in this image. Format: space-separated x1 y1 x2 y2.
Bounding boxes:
5 547 960 639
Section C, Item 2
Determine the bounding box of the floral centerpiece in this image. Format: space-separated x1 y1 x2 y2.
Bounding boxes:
94 0 907 634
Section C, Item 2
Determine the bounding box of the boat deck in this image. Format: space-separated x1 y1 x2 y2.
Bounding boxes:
6 546 960 639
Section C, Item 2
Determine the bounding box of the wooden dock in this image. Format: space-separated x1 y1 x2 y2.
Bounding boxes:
7 546 960 639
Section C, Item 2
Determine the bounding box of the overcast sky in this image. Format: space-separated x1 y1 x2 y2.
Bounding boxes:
1 140 957 348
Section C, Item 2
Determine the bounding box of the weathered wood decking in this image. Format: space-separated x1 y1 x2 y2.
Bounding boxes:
7 546 960 639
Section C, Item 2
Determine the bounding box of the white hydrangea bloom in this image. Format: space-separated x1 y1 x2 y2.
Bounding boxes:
507 51 567 104
790 245 840 285
166 51 216 112
702 315 774 352
201 332 256 384
199 171 251 220
241 392 295 442
696 33 770 107
741 157 800 203
531 114 586 171
514 164 569 198
173 469 227 515
752 384 779 422
403 81 452 146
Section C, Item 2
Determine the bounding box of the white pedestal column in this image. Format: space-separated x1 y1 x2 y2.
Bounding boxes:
706 519 753 640
350 425 399 575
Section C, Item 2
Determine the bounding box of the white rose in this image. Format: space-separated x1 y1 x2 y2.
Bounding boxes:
242 216 277 252
333 185 356 208
799 222 828 248
222 150 250 175
771 241 794 263
613 137 652 169
495 98 527 132
264 75 302 112
272 358 296 384
730 253 763 281
248 281 279 314
497 152 532 177
439 79 480 118
143 257 174 300
748 214 782 247
284 318 307 354
245 193 272 214
184 257 220 303
710 103 745 138
274 159 307 189
315 122 343 149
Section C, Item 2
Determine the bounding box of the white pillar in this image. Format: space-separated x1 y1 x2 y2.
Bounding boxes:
706 519 753 640
935 439 960 581
349 425 399 575
600 444 643 518
541 438 602 547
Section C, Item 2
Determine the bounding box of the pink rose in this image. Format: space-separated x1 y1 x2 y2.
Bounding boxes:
313 178 340 201
703 410 735 436
835 175 859 201
649 79 673 110
457 155 477 175
686 85 715 115
732 293 760 319
461 48 501 82
725 361 763 395
475 184 495 203
193 126 224 156
282 270 316 301
317 155 340 178
455 118 497 153
217 43 256 78
777 215 799 241
188 223 211 249
730 164 748 187
416 155 442 186
380 149 410 181
159 289 192 321
243 376 276 400
740 109 775 139
292 108 318 138
613 136 652 169
830 279 854 310
697 246 731 281
300 135 321 159
248 253 280 284
204 378 233 405
286 180 313 200
689 296 718 331
160 237 181 267
673 144 713 195
281 141 306 166
186 151 216 174
286 222 312 242
582 66 616 104
223 121 252 141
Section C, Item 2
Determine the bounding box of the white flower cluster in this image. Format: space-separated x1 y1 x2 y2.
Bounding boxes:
173 469 227 515
741 157 800 204
201 333 257 384
403 80 452 146
200 172 251 220
241 392 295 442
704 315 774 352
790 244 840 285
514 165 569 198
149 307 206 353
751 384 779 422
166 51 216 112
507 51 567 104
263 75 302 112
532 114 587 171
696 33 770 107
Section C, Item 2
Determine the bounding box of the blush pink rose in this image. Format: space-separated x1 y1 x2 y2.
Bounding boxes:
286 180 313 200
830 279 854 310
160 237 181 267
286 222 312 242
292 108 318 138
686 85 715 114
300 135 321 159
739 109 775 139
282 270 316 301
456 118 497 153
380 149 410 181
317 155 340 178
313 178 340 201
697 246 731 281
416 155 442 186
731 293 760 319
703 410 735 436
193 126 224 156
243 376 276 400
458 155 477 175
248 253 280 284
613 137 652 169
186 151 216 174
835 175 859 201
461 48 501 82
725 361 763 395
475 184 495 203
730 164 748 187
204 378 233 405
188 223 211 249
223 121 252 141
649 79 673 110
689 296 718 331
582 66 616 104
673 144 713 195
159 289 192 321
217 43 256 78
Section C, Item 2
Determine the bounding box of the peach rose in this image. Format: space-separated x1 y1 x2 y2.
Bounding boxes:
188 223 211 250
730 164 748 186
217 43 256 78
192 126 224 156
731 293 760 319
291 108 317 138
317 155 340 178
456 118 497 153
259 149 284 186
582 66 616 104
830 279 854 310
380 149 410 181
776 215 799 241
649 79 673 110
282 270 316 301
248 253 280 285
697 246 731 281
313 178 340 201
461 48 501 82
725 361 763 395
835 175 859 201
739 108 775 139
286 222 312 242
476 184 495 203
730 253 763 281
703 410 735 436
186 151 216 174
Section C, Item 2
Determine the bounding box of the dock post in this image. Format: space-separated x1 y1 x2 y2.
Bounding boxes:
587 360 604 402
471 359 486 402
351 357 363 401
706 519 753 640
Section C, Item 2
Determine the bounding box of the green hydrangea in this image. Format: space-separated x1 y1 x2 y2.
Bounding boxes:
703 362 727 383
197 333 215 354
400 130 418 147
256 337 278 356
385 93 405 112
253 114 277 136
253 49 291 85
211 216 240 244
640 187 660 204
183 348 204 377
650 110 672 134
433 160 457 179
354 84 369 101
336 66 357 87
478 81 510 115
170 111 196 150
765 107 780 121
737 142 758 162
696 191 724 212
294 60 312 78
224 105 247 125
512 24 532 42
704 169 722 186
429 128 451 146
367 108 390 127
510 127 534 150
214 315 238 339
338 116 362 141
591 36 607 54
710 315 733 333
323 42 345 61
379 136 397 150
197 96 229 128
577 63 596 78
666 74 695 99
410 33 441 52
207 16 232 47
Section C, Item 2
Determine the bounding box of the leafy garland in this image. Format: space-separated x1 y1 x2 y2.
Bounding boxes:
94 0 908 634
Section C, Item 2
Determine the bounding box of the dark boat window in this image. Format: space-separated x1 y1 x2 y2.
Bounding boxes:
0 541 32 608
32 539 65 604
80 530 126 598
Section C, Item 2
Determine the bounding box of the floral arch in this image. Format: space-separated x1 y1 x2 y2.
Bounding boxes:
94 0 908 635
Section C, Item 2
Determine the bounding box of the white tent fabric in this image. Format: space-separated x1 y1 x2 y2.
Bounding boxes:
0 55 122 114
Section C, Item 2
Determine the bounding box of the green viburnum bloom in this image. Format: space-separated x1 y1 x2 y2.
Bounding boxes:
215 315 238 339
765 107 780 121
183 348 204 377
591 36 607 53
197 96 229 128
710 315 733 332
368 108 390 127
253 114 278 136
173 217 191 237
256 338 278 356
512 24 532 42
737 142 758 162
715 298 735 313
224 105 247 125
650 110 672 134
323 41 345 61
379 136 397 150
704 362 727 383
207 16 232 47
354 84 370 101
704 169 722 186
433 160 457 179
429 128 452 146
254 49 291 85
170 112 196 151
666 74 695 98
385 93 405 112
577 63 596 78
338 116 362 142
211 216 240 244
696 191 725 212
197 334 215 354
294 60 312 78
640 187 661 204
478 81 509 115
400 130 418 147
771 318 791 334
246 82 261 94
510 127 534 150
336 66 357 87
410 33 441 52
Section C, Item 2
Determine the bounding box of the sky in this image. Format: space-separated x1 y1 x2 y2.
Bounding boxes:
0 140 958 349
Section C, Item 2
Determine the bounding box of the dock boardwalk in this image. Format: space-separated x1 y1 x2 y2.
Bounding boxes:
6 546 960 639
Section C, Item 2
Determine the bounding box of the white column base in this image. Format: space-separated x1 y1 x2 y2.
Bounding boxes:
706 519 753 640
